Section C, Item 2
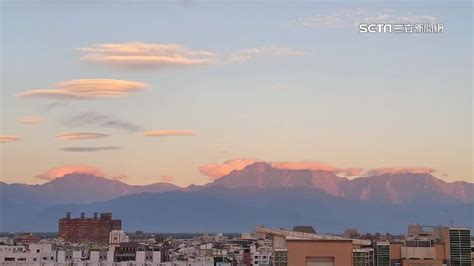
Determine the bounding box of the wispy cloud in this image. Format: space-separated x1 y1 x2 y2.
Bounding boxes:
0 135 21 143
160 175 175 182
78 42 217 69
365 167 435 176
293 9 437 28
78 42 307 68
56 132 109 140
17 79 148 99
20 116 43 124
60 146 121 152
229 46 306 63
199 158 262 180
36 165 105 180
143 130 196 137
62 111 143 133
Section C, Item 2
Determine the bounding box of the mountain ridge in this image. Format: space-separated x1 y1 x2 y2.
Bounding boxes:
2 162 472 205
1 163 472 232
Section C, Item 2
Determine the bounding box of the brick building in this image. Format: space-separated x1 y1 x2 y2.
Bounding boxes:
58 212 121 243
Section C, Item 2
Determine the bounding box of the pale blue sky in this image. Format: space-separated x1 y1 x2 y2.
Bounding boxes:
1 1 472 186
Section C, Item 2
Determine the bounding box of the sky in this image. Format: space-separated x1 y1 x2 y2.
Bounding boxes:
0 1 472 186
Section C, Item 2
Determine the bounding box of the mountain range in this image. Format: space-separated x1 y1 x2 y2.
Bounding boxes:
1 162 473 233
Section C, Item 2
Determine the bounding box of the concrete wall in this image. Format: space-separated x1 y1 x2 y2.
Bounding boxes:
287 240 353 266
390 243 402 260
401 247 436 259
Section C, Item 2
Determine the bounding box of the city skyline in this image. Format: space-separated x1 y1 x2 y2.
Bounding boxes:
1 2 472 187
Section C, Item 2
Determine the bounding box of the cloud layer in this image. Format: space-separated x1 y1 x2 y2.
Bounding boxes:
60 146 121 152
79 42 216 69
20 116 43 124
160 175 175 182
143 130 196 137
17 79 148 99
0 135 21 143
78 42 306 68
56 132 109 140
36 165 105 180
199 158 263 180
200 158 435 180
294 9 437 28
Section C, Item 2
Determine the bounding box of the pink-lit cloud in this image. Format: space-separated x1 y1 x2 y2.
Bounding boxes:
56 132 109 140
143 130 196 137
365 167 436 176
17 79 148 99
0 135 21 143
20 116 43 124
36 165 105 180
199 158 262 180
160 175 175 182
78 42 216 69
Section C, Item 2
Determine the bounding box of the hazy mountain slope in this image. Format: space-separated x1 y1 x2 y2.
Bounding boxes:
3 190 472 233
204 163 473 204
1 164 472 232
1 174 181 206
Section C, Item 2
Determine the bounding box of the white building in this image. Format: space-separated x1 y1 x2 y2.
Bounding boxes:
109 230 130 244
0 243 162 265
0 243 56 264
250 244 271 266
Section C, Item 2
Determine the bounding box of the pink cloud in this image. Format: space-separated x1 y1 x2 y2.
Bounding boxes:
56 132 109 140
20 116 43 124
199 158 262 180
36 165 105 180
17 79 148 99
365 167 435 176
78 42 216 69
160 175 175 182
0 135 21 143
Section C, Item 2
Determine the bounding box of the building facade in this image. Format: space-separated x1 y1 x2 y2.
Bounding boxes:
58 212 122 243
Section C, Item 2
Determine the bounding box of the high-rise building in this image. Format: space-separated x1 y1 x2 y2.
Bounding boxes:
58 212 122 243
389 225 472 266
448 228 471 266
374 242 390 266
